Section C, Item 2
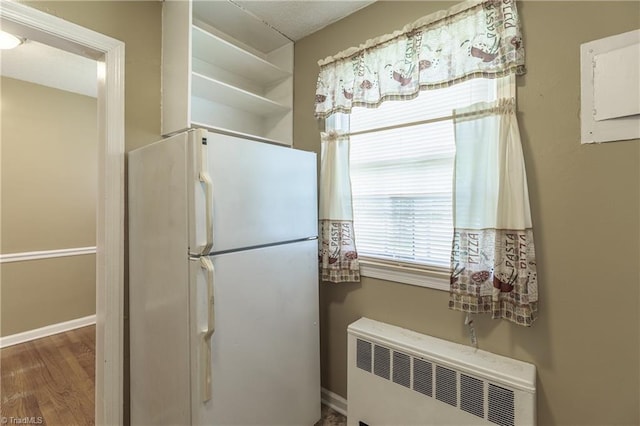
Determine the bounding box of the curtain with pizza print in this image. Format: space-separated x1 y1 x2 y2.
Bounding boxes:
315 0 538 318
318 130 361 283
449 99 538 326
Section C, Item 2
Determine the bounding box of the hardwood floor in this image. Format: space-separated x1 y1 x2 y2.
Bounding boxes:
0 325 95 426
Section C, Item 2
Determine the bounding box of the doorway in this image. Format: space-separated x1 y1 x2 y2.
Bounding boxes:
0 2 124 424
0 38 98 423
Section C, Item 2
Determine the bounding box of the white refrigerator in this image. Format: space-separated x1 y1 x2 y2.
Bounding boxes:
128 129 320 425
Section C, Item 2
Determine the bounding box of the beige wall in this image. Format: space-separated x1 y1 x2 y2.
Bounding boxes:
7 0 163 335
1 77 98 336
23 0 163 153
1 77 97 253
294 2 640 425
1 256 96 336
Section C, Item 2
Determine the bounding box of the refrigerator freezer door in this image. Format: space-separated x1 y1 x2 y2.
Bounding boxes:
190 239 321 425
189 131 318 255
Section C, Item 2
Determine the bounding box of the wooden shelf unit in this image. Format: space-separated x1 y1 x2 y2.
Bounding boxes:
162 1 293 145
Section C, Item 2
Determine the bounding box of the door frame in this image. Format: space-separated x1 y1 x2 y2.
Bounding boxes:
0 2 125 425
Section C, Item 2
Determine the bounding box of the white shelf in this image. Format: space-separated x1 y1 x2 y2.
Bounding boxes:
192 25 290 88
191 72 290 117
163 0 293 145
191 121 291 146
192 0 291 55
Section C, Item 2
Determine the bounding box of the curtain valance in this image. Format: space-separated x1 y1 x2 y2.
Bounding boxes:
314 0 525 119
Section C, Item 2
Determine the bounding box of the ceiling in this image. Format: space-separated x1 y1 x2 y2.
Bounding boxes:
0 39 97 97
0 1 375 97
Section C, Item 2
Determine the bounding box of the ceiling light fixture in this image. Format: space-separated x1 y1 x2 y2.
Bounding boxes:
0 30 24 50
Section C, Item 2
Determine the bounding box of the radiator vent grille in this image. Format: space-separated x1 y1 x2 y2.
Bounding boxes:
356 339 372 372
488 384 515 426
461 374 485 419
373 345 391 380
392 352 411 388
435 365 457 407
354 339 520 426
412 358 433 397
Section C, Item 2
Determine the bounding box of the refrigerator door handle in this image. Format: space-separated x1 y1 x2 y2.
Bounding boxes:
199 171 214 254
200 257 215 403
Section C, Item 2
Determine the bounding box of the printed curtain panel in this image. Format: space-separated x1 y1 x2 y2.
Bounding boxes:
319 131 360 283
314 0 524 119
449 99 538 326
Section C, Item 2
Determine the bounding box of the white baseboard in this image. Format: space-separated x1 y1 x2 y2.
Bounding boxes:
321 387 348 416
0 314 96 348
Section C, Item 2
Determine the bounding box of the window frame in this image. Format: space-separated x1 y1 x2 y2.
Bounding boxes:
325 78 508 290
358 257 450 290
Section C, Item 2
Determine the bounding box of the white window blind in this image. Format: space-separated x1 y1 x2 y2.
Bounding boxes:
347 78 498 270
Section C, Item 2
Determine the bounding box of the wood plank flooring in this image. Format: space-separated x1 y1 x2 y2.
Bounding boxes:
0 325 95 426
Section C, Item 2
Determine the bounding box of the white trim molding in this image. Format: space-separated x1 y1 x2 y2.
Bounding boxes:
359 259 449 291
0 2 125 425
0 246 97 263
0 315 96 349
321 387 348 416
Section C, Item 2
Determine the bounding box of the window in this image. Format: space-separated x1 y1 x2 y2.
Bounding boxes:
329 78 499 288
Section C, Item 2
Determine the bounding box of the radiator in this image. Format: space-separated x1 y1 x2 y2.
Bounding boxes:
347 318 536 426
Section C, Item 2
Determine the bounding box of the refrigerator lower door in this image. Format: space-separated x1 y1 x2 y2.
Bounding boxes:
188 131 318 256
190 239 321 425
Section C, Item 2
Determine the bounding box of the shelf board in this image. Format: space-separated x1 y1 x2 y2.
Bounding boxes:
191 121 291 146
191 72 291 116
192 25 291 87
192 1 291 55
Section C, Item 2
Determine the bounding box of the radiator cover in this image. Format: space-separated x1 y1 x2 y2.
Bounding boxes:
347 318 536 426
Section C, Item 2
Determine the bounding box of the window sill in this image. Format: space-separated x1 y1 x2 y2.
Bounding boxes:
358 258 449 291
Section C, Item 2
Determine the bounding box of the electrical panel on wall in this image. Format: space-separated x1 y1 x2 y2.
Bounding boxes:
580 29 640 144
